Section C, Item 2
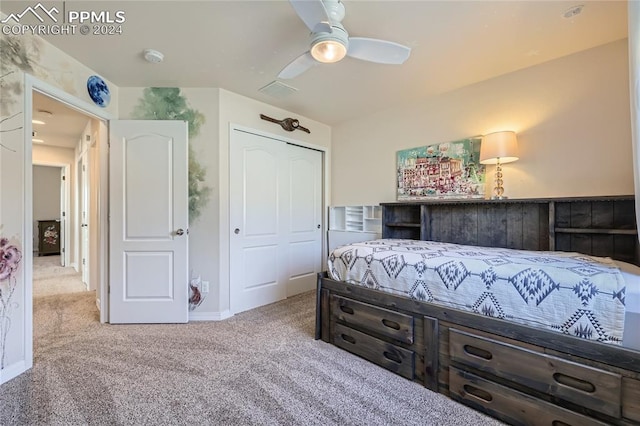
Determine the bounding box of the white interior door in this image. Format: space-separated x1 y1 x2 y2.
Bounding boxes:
230 129 288 314
59 167 66 266
109 120 189 324
80 153 90 287
230 128 323 314
287 147 322 296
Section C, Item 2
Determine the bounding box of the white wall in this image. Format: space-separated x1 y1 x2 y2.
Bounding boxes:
332 40 632 205
32 165 60 252
630 2 640 235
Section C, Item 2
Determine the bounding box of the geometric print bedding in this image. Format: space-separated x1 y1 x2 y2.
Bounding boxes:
328 239 627 345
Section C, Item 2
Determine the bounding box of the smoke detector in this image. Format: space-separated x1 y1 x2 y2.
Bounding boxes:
143 49 164 63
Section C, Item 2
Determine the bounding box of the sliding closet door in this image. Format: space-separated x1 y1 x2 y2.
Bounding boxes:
229 128 323 314
286 145 322 297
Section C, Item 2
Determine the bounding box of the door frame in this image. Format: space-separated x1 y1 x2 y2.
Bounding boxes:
77 150 90 287
23 75 113 366
30 162 70 266
224 123 329 315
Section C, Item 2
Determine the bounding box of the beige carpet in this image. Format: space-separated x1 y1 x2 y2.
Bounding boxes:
32 255 87 297
1 288 504 425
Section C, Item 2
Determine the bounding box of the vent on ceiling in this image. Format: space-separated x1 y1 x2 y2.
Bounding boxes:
259 81 298 99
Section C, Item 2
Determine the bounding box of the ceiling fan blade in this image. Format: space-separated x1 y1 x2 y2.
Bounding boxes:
278 52 317 79
347 37 411 64
289 0 332 33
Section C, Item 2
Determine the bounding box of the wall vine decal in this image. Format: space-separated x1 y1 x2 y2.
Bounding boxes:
130 88 211 223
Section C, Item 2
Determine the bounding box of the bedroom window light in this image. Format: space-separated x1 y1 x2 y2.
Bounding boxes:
480 131 519 200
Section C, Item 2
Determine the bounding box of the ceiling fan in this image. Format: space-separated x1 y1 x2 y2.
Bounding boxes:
278 0 411 79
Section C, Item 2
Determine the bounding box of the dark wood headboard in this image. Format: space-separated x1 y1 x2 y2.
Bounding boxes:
381 196 639 265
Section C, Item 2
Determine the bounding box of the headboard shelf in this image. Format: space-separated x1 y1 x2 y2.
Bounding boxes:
554 227 638 235
381 195 639 265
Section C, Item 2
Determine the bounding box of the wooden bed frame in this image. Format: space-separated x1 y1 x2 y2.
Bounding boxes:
316 196 640 425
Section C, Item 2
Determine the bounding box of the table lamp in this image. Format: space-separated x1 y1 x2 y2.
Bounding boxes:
480 131 519 199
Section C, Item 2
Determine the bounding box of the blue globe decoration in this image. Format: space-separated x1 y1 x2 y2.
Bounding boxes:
87 75 110 107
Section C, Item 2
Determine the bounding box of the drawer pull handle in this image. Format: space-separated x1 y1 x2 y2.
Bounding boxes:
383 351 402 364
552 373 596 393
340 305 354 315
341 334 356 345
463 384 493 402
463 345 493 360
382 319 401 330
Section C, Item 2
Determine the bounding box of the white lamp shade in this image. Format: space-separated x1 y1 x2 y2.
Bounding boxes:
480 131 519 164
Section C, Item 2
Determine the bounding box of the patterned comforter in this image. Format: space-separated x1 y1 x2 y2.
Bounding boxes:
328 239 627 344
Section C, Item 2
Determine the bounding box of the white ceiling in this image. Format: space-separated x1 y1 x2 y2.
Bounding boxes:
31 91 91 148
10 0 628 148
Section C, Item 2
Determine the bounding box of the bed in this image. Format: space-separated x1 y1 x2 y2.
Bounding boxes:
316 197 640 425
328 238 638 348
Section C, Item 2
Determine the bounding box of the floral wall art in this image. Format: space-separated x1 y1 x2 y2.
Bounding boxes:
130 87 211 222
0 33 28 379
0 237 22 369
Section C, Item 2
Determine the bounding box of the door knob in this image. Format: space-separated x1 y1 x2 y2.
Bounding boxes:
317 224 321 229
234 228 240 234
176 228 185 236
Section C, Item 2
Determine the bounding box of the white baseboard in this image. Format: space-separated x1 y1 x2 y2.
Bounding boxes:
189 310 233 322
0 360 29 385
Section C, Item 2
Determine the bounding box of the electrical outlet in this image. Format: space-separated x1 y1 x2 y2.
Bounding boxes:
201 281 210 293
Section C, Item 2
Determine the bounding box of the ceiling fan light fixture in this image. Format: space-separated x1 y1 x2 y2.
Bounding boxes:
310 39 347 63
310 24 349 64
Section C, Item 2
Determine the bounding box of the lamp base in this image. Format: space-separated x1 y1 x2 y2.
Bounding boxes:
491 160 507 200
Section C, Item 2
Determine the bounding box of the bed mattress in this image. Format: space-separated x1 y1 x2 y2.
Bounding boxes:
328 239 639 349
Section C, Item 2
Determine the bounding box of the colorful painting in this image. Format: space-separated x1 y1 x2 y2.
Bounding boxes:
43 225 58 245
397 137 486 200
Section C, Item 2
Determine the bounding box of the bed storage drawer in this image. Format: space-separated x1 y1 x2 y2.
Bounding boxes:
449 329 622 418
330 294 414 344
449 367 610 426
332 322 415 379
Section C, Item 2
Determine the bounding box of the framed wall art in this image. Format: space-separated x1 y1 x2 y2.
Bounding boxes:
397 137 486 200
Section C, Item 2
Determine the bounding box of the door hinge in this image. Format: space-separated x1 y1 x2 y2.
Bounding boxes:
62 175 66 181
62 211 66 217
82 258 86 265
83 165 86 172
62 248 65 253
